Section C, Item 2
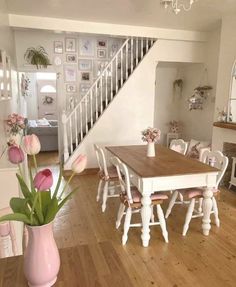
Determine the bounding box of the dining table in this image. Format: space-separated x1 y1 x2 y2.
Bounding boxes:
106 144 219 247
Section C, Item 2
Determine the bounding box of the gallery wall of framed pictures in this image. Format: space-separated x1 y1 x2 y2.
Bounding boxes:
52 35 124 109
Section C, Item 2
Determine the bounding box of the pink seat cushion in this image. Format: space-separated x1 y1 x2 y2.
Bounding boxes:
0 222 10 237
99 166 118 180
180 187 219 199
129 187 168 203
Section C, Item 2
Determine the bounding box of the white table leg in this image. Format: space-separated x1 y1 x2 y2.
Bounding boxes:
202 187 213 236
141 194 152 247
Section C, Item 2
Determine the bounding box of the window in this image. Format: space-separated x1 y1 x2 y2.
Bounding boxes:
40 85 56 93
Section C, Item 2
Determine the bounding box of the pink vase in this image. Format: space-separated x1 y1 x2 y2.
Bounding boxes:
24 222 60 287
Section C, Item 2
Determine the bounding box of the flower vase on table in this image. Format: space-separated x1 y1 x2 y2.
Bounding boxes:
0 134 87 287
141 127 161 158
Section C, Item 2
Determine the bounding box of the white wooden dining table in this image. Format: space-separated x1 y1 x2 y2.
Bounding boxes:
106 144 219 247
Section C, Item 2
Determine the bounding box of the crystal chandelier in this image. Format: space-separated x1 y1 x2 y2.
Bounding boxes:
160 0 197 14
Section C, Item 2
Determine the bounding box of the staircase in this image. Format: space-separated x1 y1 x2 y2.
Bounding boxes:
62 37 156 164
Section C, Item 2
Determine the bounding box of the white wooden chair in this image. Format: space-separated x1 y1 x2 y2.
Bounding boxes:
165 150 228 236
94 144 120 212
169 139 188 201
0 207 18 258
112 157 169 245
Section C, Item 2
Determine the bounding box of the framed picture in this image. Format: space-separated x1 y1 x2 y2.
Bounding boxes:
54 41 63 54
64 65 77 82
66 84 77 93
65 38 76 52
66 54 77 63
78 59 93 71
80 71 91 82
97 39 107 48
97 49 107 58
80 83 91 95
109 40 120 58
95 60 109 77
79 38 94 57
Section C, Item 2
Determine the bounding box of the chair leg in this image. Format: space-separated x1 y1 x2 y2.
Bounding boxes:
165 190 179 219
157 205 168 243
212 197 220 227
122 207 132 245
198 198 203 213
96 179 104 202
116 203 126 229
151 205 155 223
102 181 109 212
179 192 184 202
182 198 195 236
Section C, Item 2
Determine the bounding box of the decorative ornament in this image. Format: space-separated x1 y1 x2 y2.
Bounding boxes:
160 0 197 14
169 120 180 133
21 74 30 97
43 96 54 105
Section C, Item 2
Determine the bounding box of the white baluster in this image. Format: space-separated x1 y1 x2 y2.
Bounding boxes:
141 38 144 59
136 38 138 66
111 63 113 100
131 38 134 73
95 84 98 120
69 117 73 154
115 56 118 93
105 69 108 106
85 99 88 133
74 109 78 147
90 90 93 127
79 104 83 140
121 49 123 86
100 79 103 113
146 38 148 53
62 110 69 162
126 41 128 80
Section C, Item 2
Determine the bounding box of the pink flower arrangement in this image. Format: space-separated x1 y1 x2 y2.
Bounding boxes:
0 134 87 226
6 113 26 135
142 127 161 143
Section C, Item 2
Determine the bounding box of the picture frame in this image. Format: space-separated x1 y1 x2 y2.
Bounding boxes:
80 71 91 82
65 38 76 52
97 39 107 48
79 38 94 57
108 40 120 58
54 41 63 54
64 65 77 82
78 59 93 71
66 54 77 63
66 84 77 93
97 49 107 59
95 60 109 77
80 83 91 95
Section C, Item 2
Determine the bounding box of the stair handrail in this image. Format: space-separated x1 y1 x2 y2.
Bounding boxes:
65 38 130 120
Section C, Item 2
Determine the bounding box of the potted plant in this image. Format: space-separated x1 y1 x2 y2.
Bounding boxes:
0 134 87 287
24 46 51 69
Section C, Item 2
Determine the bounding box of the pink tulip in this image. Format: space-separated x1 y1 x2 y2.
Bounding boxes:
8 146 24 164
34 169 53 191
71 154 87 174
23 134 41 155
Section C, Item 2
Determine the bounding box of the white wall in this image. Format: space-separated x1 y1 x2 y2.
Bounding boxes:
212 16 236 150
65 39 206 169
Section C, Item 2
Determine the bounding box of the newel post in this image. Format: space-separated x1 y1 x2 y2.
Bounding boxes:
62 110 69 162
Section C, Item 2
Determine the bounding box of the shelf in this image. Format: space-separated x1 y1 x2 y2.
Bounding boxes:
213 122 236 131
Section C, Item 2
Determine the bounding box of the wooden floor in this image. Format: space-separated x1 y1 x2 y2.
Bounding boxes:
1 154 236 286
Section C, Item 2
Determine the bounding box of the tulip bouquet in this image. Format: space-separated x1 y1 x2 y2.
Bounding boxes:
6 113 26 135
0 134 87 226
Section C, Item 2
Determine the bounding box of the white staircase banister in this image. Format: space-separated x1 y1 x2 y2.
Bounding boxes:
65 38 130 121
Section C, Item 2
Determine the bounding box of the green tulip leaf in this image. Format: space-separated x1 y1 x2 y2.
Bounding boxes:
10 197 31 217
44 197 59 224
40 191 52 217
0 213 32 225
16 174 32 203
53 165 63 199
58 187 79 211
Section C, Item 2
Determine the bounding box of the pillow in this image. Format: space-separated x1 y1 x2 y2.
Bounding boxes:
187 139 210 159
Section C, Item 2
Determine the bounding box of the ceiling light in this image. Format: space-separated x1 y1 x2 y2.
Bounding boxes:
160 0 197 14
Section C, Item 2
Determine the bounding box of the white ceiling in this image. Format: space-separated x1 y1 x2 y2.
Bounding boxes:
6 0 236 32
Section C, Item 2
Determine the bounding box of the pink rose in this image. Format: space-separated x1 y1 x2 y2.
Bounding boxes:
34 169 53 191
23 134 41 155
71 154 87 174
8 146 24 164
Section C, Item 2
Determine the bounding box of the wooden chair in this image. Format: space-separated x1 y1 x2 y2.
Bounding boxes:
94 144 120 212
0 207 18 258
165 150 228 236
112 157 169 245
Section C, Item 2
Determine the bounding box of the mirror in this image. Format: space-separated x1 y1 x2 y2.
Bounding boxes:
228 61 236 122
0 50 12 101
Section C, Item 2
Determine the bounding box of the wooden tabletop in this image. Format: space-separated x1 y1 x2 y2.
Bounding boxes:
106 145 218 178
